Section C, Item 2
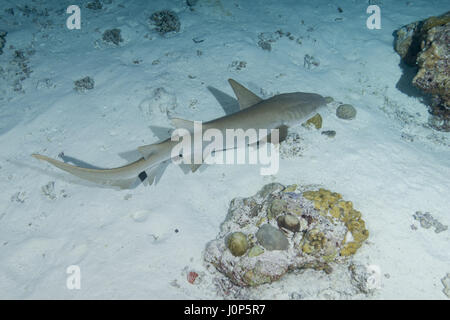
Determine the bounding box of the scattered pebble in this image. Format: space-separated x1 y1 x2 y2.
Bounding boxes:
192 36 205 43
11 191 26 203
304 54 320 69
36 78 54 89
413 211 448 233
256 224 289 251
277 214 300 232
4 8 14 15
187 271 199 284
321 130 336 138
336 104 357 120
150 10 180 35
102 28 123 46
229 60 247 71
258 40 272 51
74 76 95 92
41 181 56 200
324 96 334 104
226 232 248 256
0 30 7 55
86 0 102 10
441 273 450 298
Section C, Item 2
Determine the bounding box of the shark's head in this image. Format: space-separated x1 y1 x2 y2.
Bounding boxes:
289 92 327 113
272 92 327 123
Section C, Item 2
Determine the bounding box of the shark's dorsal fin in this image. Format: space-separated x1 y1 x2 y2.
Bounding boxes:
228 79 262 110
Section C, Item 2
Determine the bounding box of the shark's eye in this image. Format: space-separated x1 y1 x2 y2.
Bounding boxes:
178 153 183 158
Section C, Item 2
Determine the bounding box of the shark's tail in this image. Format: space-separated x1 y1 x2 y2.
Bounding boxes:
32 153 158 188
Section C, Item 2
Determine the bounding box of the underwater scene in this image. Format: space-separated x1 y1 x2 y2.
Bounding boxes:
0 0 449 300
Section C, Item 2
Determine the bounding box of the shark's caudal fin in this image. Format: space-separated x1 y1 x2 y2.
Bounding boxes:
228 79 262 110
32 153 155 188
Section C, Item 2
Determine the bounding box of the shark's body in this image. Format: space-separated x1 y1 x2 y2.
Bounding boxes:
33 79 326 188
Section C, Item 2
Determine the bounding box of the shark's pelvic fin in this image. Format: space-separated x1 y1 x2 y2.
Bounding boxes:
137 142 166 159
228 79 262 110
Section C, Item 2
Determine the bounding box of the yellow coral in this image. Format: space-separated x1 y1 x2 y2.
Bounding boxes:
302 188 369 257
256 217 267 227
422 13 450 32
304 113 323 129
283 184 298 192
340 241 362 256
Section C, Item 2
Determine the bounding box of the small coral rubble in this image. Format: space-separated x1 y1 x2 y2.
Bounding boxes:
204 183 369 287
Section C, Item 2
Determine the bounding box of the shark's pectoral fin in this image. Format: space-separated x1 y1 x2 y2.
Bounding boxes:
190 163 202 173
228 79 262 110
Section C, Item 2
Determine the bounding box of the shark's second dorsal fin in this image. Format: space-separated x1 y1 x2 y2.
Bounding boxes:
228 79 262 110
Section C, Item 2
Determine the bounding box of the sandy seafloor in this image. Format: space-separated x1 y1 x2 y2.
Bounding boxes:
0 0 449 299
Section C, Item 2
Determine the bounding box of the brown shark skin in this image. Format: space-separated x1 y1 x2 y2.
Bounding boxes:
32 79 326 188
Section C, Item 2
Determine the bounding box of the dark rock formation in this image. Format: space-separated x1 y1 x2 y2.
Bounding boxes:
394 12 450 131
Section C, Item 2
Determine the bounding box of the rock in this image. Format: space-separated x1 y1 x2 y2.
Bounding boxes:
41 181 56 200
336 104 357 120
204 184 369 287
74 76 95 92
394 21 421 65
349 263 380 294
258 40 272 51
324 96 334 104
256 224 289 251
267 198 286 220
442 273 450 298
226 232 248 256
0 30 7 55
304 113 322 129
413 23 449 131
277 214 300 232
321 130 336 138
304 54 320 69
86 0 102 10
413 211 448 233
150 10 180 35
256 182 285 198
394 11 450 131
102 28 123 46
